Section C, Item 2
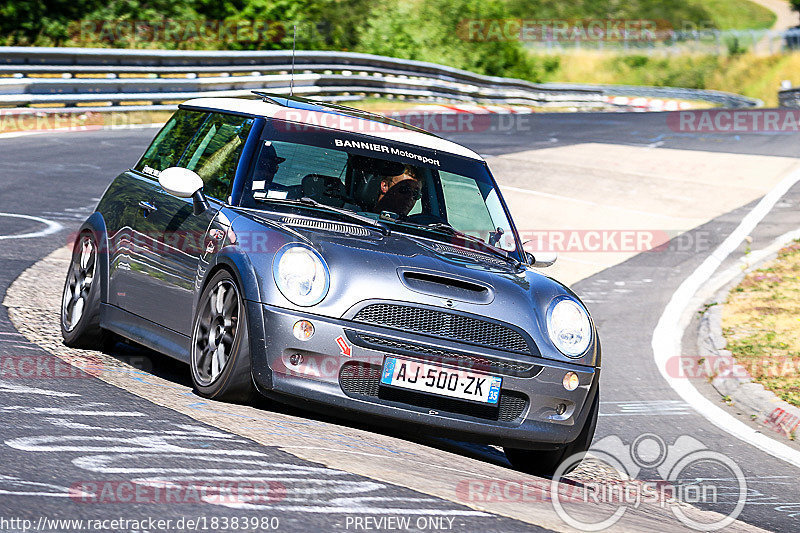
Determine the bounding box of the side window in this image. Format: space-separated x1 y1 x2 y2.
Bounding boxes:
440 174 515 251
179 113 254 201
135 110 208 176
440 171 496 239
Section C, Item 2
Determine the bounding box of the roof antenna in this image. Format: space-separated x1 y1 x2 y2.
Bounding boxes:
290 24 297 96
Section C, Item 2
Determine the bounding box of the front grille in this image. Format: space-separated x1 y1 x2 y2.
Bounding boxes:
498 393 527 422
281 217 370 236
357 334 539 375
353 304 531 354
339 362 382 397
338 362 528 423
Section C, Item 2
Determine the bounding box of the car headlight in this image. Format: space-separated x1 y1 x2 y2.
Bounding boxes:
272 244 330 306
546 297 592 357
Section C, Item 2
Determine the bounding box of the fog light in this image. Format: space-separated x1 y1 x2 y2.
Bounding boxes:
292 320 315 341
563 372 580 391
556 403 567 416
289 353 303 366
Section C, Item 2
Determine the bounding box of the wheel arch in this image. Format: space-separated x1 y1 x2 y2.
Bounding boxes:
202 247 262 304
194 247 271 395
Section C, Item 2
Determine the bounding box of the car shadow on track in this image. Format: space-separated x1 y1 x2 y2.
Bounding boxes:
103 336 517 472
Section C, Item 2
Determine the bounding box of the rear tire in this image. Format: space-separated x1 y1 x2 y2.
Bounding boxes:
504 390 599 477
61 231 110 349
190 270 255 403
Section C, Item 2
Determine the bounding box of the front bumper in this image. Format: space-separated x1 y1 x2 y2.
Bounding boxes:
247 301 599 449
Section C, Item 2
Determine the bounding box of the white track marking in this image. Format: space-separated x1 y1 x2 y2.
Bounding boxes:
5 435 264 454
0 475 82 498
599 400 693 416
45 420 241 439
70 452 486 515
0 380 79 397
8 344 41 351
73 454 349 476
0 123 164 140
652 166 800 470
500 185 697 221
0 406 143 416
5 416 486 516
0 213 62 240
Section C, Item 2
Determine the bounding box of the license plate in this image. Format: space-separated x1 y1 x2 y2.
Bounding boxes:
380 357 502 404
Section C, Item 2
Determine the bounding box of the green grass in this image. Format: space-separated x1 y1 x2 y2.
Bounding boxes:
723 240 800 408
701 0 777 30
531 50 800 106
505 0 777 31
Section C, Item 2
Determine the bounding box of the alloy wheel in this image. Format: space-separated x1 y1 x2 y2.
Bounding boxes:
62 236 96 332
193 279 240 386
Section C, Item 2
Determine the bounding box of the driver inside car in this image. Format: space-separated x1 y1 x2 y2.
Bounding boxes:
375 165 422 218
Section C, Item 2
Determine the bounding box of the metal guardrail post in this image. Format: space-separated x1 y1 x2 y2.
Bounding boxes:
778 88 800 108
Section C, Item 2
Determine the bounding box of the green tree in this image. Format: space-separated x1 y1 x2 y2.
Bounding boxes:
231 0 372 50
357 0 541 80
791 0 800 25
0 0 203 46
0 0 104 45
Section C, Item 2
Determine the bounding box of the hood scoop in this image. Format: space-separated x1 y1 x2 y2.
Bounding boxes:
399 269 494 304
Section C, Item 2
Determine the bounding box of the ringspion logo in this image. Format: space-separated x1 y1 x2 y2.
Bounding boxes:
457 433 747 531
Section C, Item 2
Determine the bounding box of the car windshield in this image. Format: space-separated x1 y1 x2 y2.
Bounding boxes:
240 134 519 256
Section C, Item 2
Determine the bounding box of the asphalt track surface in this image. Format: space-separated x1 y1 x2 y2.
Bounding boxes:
0 111 799 532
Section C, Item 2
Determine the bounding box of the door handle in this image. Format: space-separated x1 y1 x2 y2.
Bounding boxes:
138 200 157 213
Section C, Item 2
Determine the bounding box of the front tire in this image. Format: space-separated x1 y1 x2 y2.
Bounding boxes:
61 231 109 349
190 270 255 403
504 390 599 477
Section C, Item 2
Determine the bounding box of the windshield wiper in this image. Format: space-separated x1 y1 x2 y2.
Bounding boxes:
410 222 519 266
258 197 390 236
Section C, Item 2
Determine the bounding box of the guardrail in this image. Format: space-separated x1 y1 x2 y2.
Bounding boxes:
778 87 800 108
542 82 762 108
0 47 760 112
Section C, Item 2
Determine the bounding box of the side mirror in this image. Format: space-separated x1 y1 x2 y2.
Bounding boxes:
526 251 558 268
158 167 203 198
158 167 209 215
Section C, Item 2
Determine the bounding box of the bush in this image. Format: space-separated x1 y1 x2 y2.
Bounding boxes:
357 0 543 80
